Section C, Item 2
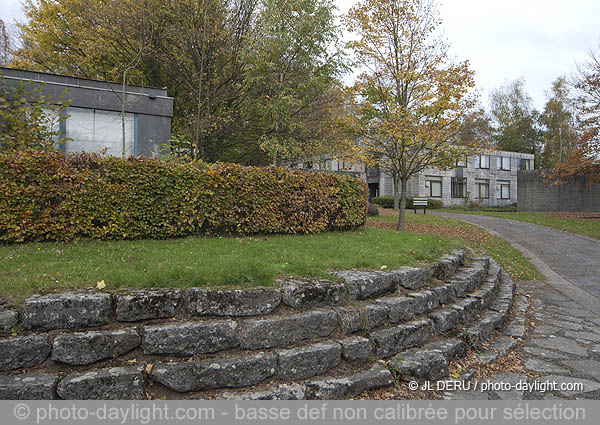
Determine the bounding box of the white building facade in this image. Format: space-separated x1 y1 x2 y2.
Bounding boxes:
289 150 535 208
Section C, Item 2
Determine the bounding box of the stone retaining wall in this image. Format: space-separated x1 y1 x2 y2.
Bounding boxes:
0 249 519 400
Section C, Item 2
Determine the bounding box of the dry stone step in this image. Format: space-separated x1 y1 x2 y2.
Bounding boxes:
305 364 393 400
469 287 495 309
408 290 440 314
0 334 52 372
431 284 455 305
338 336 373 363
491 335 518 356
276 341 341 380
57 366 146 400
185 288 281 317
142 321 239 356
52 327 141 365
334 307 363 334
218 383 307 400
429 308 460 333
0 373 59 400
450 297 483 324
279 278 345 309
331 270 396 300
389 348 449 381
0 302 18 333
151 352 277 393
115 290 181 322
22 291 111 331
370 319 433 358
424 337 467 361
429 249 466 280
391 267 430 290
239 310 337 349
375 296 415 323
364 304 389 329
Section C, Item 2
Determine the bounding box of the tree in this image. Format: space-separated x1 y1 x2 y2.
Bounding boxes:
453 107 493 148
0 19 10 66
344 0 476 231
539 77 578 168
13 0 346 165
489 79 541 155
547 45 600 184
0 75 70 152
242 0 346 165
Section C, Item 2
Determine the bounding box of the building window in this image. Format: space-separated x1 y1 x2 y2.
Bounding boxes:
478 154 490 169
65 107 135 156
475 179 489 199
426 177 442 198
496 180 510 199
451 177 466 198
497 156 511 170
338 160 353 171
455 157 466 168
520 158 532 170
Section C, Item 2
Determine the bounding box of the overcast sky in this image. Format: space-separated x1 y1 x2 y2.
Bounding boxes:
2 0 600 110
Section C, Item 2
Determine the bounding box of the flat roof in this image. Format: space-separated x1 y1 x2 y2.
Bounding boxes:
0 66 170 98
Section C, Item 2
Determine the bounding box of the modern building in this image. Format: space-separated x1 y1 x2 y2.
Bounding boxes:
1 67 173 157
289 150 535 208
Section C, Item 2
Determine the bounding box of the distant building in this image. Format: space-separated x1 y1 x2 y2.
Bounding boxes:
289 150 535 208
1 67 173 157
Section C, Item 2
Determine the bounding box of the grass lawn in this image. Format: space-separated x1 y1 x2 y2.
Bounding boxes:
367 210 544 283
438 209 600 240
0 228 465 304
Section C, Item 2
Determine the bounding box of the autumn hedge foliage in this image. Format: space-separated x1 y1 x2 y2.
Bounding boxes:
0 151 368 243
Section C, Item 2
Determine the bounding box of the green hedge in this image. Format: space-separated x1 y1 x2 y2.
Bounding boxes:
371 196 443 209
0 151 368 243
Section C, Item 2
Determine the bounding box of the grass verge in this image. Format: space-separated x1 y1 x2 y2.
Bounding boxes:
0 228 464 304
367 210 544 282
438 210 600 240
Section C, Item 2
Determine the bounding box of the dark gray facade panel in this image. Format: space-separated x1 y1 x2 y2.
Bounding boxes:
137 114 172 157
1 67 165 97
518 170 600 212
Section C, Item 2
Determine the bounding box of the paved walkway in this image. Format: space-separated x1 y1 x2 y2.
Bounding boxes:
436 213 600 399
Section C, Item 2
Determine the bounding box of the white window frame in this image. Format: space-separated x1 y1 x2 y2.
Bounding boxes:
478 154 490 169
475 179 489 199
497 156 511 170
496 180 511 200
426 177 443 198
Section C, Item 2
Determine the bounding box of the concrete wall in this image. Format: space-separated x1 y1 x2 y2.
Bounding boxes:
517 170 600 212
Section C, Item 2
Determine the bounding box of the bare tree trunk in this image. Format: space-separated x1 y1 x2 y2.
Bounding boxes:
397 177 408 231
195 5 208 161
392 174 400 211
121 69 127 158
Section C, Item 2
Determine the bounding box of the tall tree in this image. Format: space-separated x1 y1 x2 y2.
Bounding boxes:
539 77 578 168
548 45 600 184
0 19 10 66
344 0 476 231
453 107 493 148
489 78 541 155
242 0 346 165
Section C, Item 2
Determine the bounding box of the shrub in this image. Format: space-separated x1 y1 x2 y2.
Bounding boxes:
371 196 394 208
371 196 443 209
0 151 368 243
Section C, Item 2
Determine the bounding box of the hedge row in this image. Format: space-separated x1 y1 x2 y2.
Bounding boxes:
371 196 443 210
0 151 368 243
